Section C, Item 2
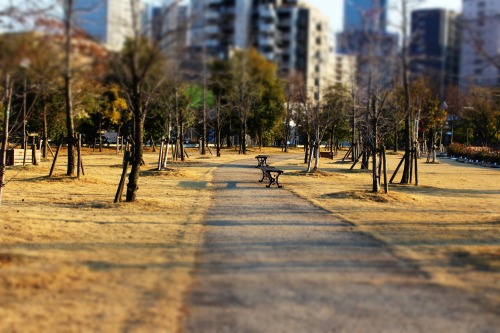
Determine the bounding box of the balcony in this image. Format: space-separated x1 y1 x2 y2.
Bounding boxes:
258 36 275 47
207 0 222 4
259 23 275 33
280 32 291 41
205 24 220 35
262 51 275 61
278 19 291 28
220 7 235 16
205 39 219 48
204 10 220 21
258 5 277 20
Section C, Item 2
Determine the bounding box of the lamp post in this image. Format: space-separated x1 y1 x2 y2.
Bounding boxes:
20 58 31 166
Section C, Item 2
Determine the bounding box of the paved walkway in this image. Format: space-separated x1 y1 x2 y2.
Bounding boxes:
181 155 499 333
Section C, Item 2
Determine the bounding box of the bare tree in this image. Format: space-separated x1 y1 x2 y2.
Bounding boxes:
309 85 348 171
0 74 13 205
394 0 425 184
111 0 183 201
60 0 77 176
282 71 304 153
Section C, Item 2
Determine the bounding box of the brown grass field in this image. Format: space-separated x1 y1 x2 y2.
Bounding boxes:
0 146 498 332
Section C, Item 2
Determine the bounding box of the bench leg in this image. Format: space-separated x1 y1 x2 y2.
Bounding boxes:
275 174 282 188
259 169 267 182
266 172 282 188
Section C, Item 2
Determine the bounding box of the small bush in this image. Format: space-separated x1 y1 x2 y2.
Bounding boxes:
448 143 500 164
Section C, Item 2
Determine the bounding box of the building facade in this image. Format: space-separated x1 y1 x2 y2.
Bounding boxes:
410 9 461 96
460 0 500 89
149 1 189 57
336 0 396 89
189 0 333 100
344 0 388 32
190 0 253 59
74 0 135 51
324 53 357 88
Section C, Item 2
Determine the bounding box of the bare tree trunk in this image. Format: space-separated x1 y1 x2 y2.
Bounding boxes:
284 109 290 153
0 75 13 205
306 141 313 172
400 0 411 184
179 116 185 161
42 97 48 159
164 122 170 166
216 114 221 157
201 71 207 155
313 128 320 170
241 114 247 154
393 125 398 153
304 133 310 164
64 0 76 176
126 108 144 202
99 113 103 152
372 97 380 192
351 98 356 162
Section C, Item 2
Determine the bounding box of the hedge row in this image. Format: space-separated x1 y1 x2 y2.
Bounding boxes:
448 143 500 164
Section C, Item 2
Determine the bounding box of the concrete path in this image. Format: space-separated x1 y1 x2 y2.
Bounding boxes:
181 156 499 333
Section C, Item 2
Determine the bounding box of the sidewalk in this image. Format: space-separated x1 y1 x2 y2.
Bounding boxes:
180 155 499 333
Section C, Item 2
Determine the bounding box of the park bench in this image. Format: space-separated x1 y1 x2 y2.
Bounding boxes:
257 165 284 188
319 151 335 160
255 155 269 167
255 155 283 188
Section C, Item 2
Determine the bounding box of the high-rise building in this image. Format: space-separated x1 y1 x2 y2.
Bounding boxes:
74 0 135 51
337 0 392 55
410 9 461 96
337 0 396 88
149 1 189 56
324 53 357 88
189 0 333 100
190 0 253 59
460 0 500 89
275 3 332 99
344 0 388 32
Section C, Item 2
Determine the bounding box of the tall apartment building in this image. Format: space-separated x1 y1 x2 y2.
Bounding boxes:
460 0 500 89
324 53 357 88
149 1 189 57
337 0 397 88
74 0 135 51
344 0 388 33
189 0 332 100
410 9 461 97
276 2 331 99
190 0 253 59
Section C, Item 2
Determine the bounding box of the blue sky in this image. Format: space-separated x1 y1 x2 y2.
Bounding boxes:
307 0 462 33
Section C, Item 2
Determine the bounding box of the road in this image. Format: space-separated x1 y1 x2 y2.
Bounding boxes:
180 155 499 333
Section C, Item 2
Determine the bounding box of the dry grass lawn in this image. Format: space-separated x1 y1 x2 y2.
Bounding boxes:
275 149 500 312
0 146 498 331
